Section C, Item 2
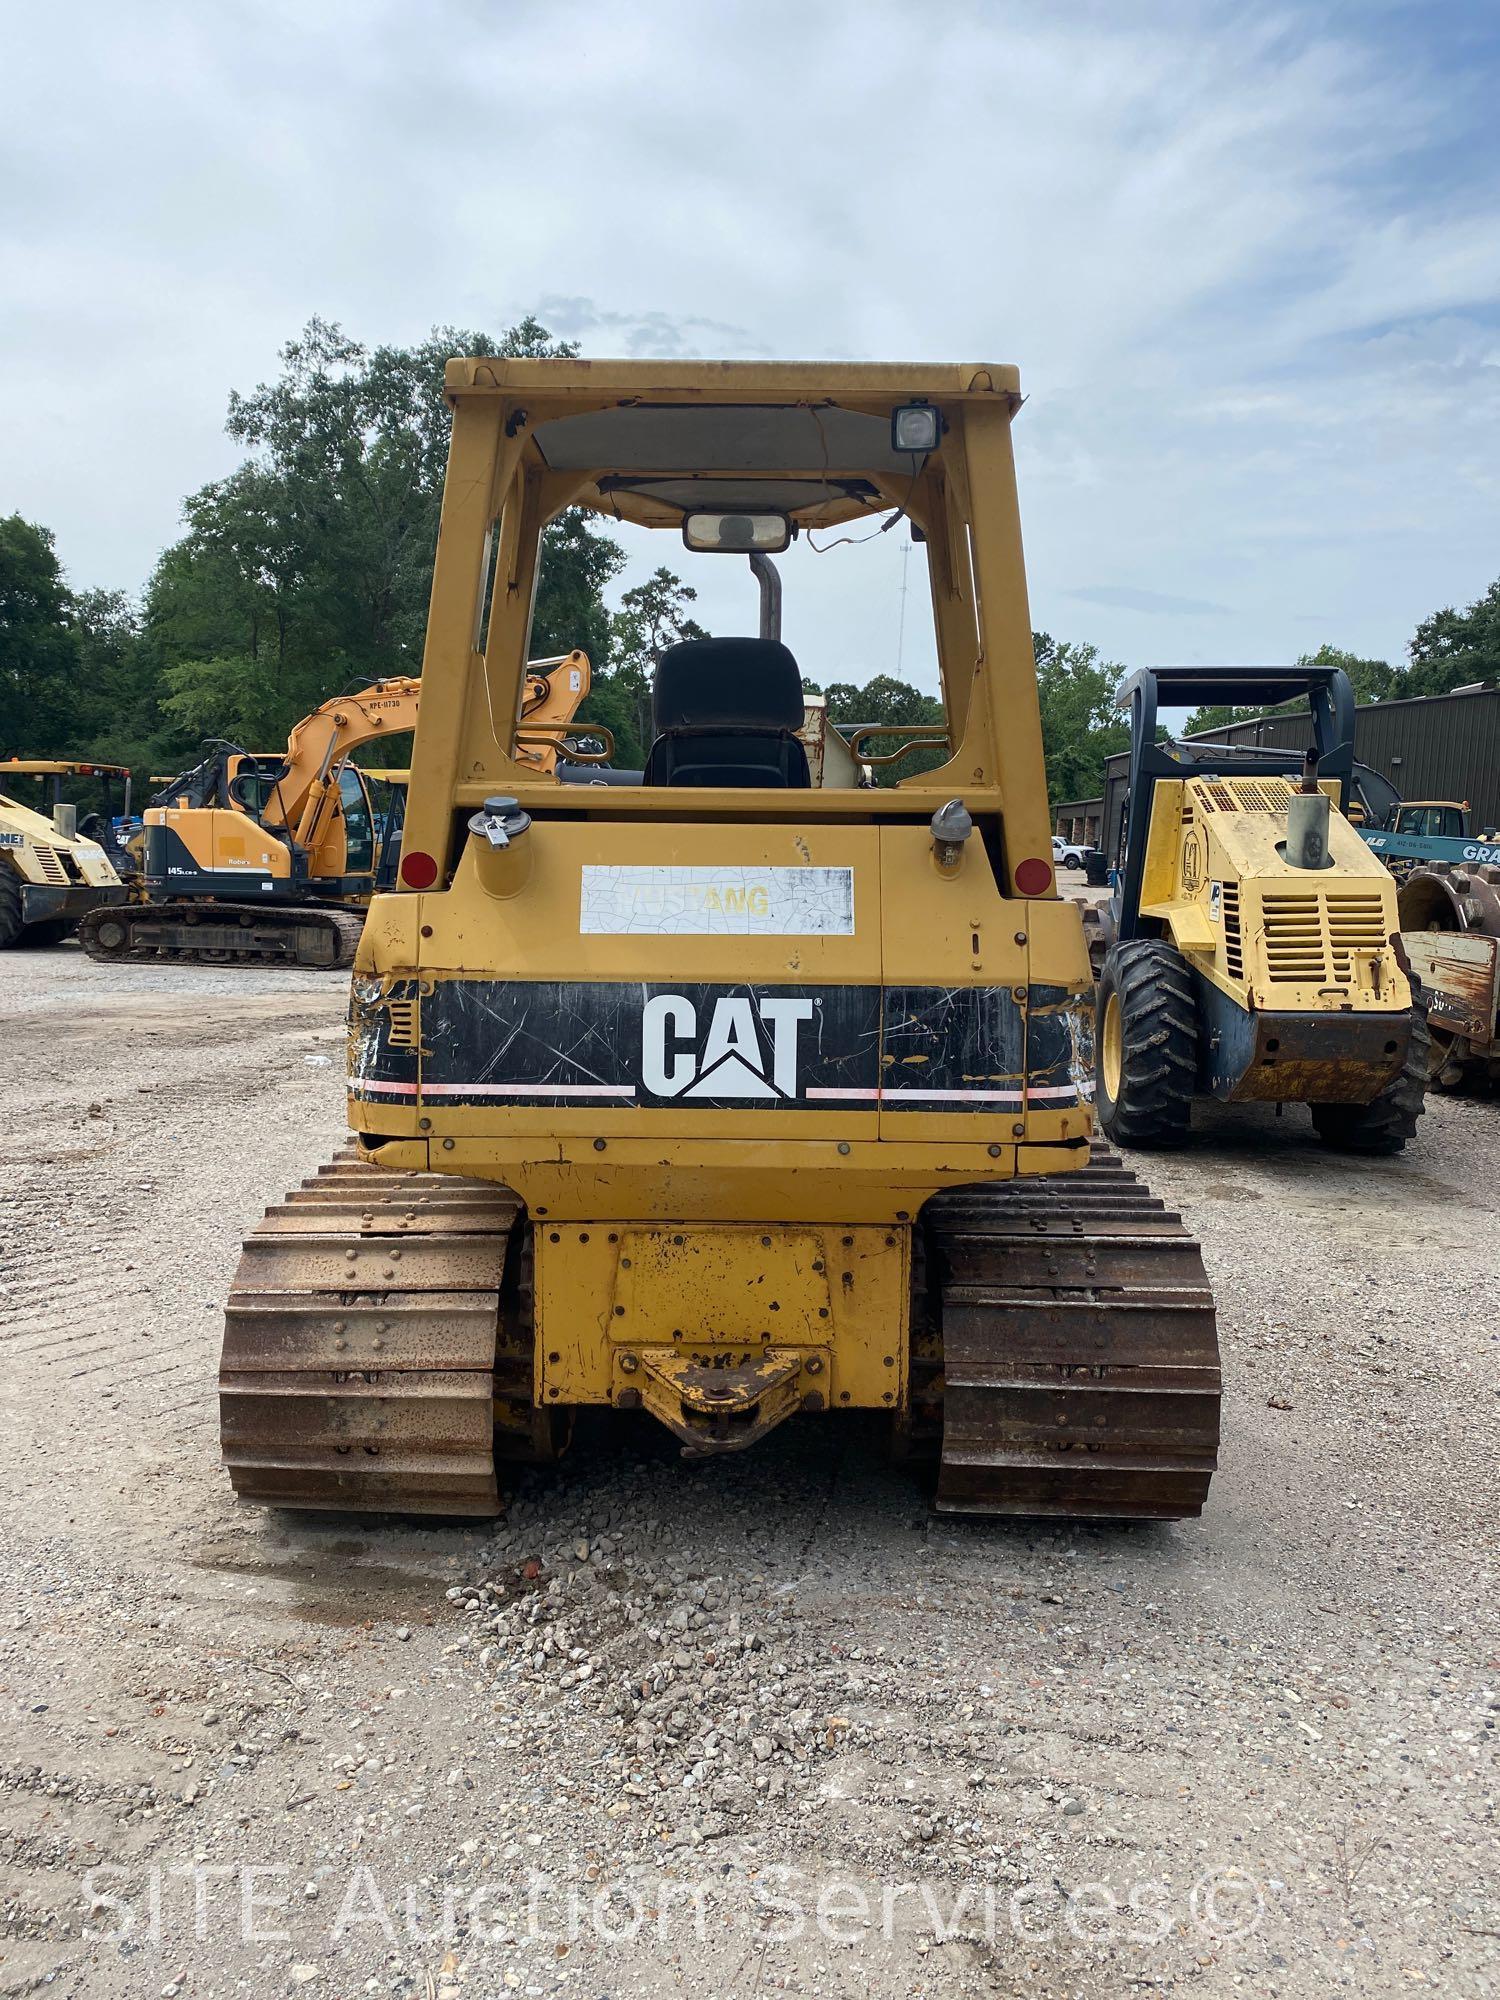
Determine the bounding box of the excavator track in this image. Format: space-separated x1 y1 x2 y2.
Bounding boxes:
919 1144 1221 1521
80 902 367 969
219 1152 544 1515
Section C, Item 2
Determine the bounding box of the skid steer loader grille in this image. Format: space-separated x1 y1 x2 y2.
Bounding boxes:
32 843 67 884
1197 777 1295 815
1260 890 1391 986
1261 892 1326 981
1220 883 1243 979
1326 894 1389 979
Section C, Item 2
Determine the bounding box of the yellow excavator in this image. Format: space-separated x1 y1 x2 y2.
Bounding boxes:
80 654 592 967
0 759 130 946
219 358 1221 1524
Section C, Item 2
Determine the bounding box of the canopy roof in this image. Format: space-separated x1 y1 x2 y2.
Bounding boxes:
1115 665 1350 713
444 358 1022 529
0 759 131 778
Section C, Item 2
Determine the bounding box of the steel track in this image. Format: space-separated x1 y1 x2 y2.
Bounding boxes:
220 1145 1220 1523
219 1155 534 1514
922 1143 1221 1520
80 903 367 969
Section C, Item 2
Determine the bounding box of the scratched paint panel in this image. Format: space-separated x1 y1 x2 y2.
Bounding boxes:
1026 982 1097 1107
415 980 880 1109
348 978 1090 1114
880 986 1030 1107
347 977 421 1101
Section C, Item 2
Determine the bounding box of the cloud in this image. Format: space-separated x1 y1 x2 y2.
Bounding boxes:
1068 586 1232 617
534 297 770 361
0 0 1497 681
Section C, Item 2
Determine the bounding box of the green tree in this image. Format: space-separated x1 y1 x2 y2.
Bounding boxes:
0 514 79 755
71 587 157 761
1032 632 1128 802
532 510 626 668
1301 642 1401 705
579 568 709 767
1183 642 1403 737
823 672 947 785
158 652 290 748
145 315 628 752
1408 578 1500 696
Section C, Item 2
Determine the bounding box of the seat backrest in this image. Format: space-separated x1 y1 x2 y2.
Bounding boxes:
644 638 810 788
652 637 804 733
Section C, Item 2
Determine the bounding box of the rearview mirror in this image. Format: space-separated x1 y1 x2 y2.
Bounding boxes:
682 511 791 554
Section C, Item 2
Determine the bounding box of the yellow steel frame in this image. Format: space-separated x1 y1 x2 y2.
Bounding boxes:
535 1221 908 1415
399 361 1053 866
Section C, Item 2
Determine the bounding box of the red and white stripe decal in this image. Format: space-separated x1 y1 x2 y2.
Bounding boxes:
882 1087 1024 1102
354 1079 1084 1105
352 1078 635 1099
423 1082 637 1098
810 1084 1086 1105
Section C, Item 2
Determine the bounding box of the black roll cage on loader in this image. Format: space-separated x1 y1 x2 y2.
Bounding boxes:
1113 664 1357 942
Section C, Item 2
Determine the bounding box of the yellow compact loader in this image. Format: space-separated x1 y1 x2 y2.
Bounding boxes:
1095 667 1427 1153
219 360 1221 1523
0 760 129 946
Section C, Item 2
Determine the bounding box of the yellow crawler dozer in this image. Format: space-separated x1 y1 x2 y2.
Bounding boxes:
220 360 1221 1522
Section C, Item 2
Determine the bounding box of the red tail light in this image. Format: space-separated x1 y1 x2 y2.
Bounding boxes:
400 850 438 889
1013 856 1052 896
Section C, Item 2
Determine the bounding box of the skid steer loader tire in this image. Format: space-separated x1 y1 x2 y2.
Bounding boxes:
20 916 71 947
1311 1007 1429 1155
0 872 23 949
1096 939 1198 1148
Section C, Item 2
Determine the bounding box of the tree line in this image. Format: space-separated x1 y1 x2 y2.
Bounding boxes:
0 317 702 779
3 316 1497 801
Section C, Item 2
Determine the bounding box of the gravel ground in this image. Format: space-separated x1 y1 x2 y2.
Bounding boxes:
0 941 1495 1999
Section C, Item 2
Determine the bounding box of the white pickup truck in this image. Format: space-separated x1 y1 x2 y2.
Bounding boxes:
1051 833 1092 871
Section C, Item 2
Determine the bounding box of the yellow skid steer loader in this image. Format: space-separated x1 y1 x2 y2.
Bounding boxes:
1095 666 1426 1153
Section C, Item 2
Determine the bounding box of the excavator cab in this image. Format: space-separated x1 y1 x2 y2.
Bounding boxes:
219 361 1221 1525
87 661 592 968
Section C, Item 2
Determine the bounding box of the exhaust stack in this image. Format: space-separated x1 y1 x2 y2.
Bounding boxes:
1286 751 1330 869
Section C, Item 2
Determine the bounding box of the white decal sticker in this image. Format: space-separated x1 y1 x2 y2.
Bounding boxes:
1209 881 1222 922
580 865 854 937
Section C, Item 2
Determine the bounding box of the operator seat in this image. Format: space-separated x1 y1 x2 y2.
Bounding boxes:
642 638 810 788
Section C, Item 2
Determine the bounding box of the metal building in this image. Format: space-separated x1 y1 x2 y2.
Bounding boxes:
1053 796 1104 847
1054 683 1500 860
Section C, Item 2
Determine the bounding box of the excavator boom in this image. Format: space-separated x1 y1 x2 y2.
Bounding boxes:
264 679 423 857
80 657 591 969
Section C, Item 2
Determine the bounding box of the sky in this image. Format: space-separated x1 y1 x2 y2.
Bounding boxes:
3 0 1499 699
